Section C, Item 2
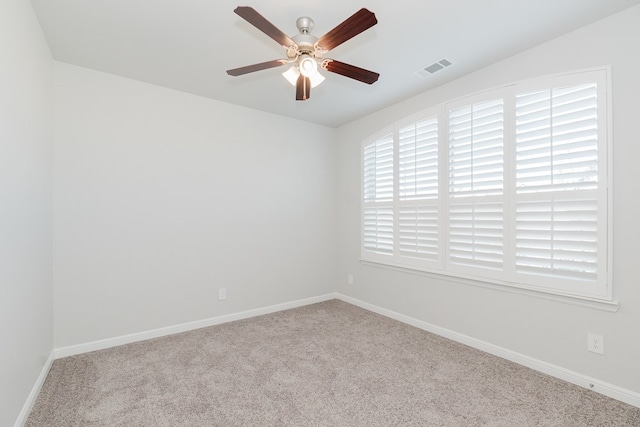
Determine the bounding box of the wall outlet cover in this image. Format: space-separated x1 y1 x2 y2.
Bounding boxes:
587 333 604 354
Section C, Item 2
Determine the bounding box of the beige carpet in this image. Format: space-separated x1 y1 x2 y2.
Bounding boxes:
27 299 640 426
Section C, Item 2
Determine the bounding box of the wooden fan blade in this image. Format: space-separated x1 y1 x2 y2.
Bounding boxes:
226 60 285 76
317 8 377 51
323 60 379 84
296 74 311 101
234 6 295 47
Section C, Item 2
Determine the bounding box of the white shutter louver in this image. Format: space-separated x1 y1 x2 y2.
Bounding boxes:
448 98 504 272
398 205 438 260
515 83 601 285
363 134 394 255
449 99 504 196
364 134 394 202
449 201 503 269
515 198 598 281
397 117 439 261
399 118 439 200
515 84 598 193
363 207 394 255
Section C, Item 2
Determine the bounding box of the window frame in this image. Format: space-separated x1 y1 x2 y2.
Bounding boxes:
360 67 613 304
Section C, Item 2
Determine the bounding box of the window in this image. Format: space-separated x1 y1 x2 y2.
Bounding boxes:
363 132 394 255
397 118 439 264
448 97 505 279
361 69 610 301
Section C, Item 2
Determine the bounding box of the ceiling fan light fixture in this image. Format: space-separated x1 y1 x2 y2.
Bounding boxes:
299 55 317 77
282 66 300 86
309 70 325 88
299 55 324 87
283 64 325 88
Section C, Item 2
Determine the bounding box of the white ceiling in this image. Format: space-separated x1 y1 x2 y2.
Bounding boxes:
31 0 640 128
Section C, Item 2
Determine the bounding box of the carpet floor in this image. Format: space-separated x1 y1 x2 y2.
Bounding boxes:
26 299 640 426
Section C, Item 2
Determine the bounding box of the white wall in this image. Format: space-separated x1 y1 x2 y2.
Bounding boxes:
336 5 640 395
0 1 53 425
7 3 639 424
53 63 338 347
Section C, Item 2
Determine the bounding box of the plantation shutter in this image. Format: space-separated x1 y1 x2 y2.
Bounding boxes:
363 134 394 255
398 117 439 260
398 118 439 200
449 201 504 270
449 99 505 196
360 69 608 300
515 199 598 281
514 83 600 283
515 84 598 192
448 99 504 270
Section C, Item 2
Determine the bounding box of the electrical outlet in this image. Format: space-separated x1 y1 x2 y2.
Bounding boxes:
347 274 354 285
218 288 226 301
587 333 604 354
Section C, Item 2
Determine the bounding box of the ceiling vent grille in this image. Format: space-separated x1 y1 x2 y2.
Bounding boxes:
415 59 452 78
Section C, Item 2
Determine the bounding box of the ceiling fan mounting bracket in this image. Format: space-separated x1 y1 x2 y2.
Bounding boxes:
296 16 314 34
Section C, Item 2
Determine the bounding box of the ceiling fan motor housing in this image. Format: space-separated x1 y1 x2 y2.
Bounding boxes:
292 34 318 49
293 17 321 60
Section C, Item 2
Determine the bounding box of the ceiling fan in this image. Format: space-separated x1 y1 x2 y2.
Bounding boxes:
226 6 380 101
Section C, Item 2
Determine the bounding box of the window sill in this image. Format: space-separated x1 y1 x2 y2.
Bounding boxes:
360 259 619 312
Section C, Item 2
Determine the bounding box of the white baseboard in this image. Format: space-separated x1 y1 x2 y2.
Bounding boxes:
336 293 640 409
53 293 338 359
14 352 55 427
33 291 640 421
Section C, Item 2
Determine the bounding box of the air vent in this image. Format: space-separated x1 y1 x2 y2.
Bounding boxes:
415 59 452 78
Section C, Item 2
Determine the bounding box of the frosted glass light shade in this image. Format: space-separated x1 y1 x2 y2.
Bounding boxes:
282 65 325 88
282 66 300 86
